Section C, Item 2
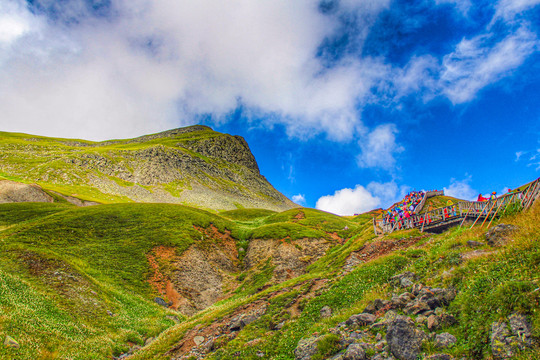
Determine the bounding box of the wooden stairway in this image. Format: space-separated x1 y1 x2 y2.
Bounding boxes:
373 177 540 235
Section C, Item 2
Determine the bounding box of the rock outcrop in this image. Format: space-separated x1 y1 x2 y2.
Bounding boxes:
0 180 53 203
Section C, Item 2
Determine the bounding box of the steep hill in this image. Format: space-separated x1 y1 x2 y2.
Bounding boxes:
0 126 296 211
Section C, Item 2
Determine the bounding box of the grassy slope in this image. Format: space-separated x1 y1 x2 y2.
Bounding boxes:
0 203 360 359
134 203 540 360
1 198 539 359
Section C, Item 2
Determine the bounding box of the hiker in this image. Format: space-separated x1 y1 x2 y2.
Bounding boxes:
490 191 497 200
477 193 489 202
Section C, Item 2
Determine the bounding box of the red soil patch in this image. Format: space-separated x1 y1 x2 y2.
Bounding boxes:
194 224 239 259
292 211 306 223
194 224 232 242
147 246 182 309
167 300 268 358
352 236 426 264
328 232 344 244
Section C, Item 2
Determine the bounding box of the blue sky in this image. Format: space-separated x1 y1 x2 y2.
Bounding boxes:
0 0 539 214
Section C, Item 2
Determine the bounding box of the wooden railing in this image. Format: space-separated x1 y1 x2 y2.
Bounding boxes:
373 178 540 235
413 190 444 214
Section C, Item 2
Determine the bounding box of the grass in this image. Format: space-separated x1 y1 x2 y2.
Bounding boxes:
0 179 539 359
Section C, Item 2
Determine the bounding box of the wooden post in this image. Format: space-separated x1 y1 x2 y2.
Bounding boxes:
486 196 508 229
470 202 490 229
481 198 500 228
460 202 473 228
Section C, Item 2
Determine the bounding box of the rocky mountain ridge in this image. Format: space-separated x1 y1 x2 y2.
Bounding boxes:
0 126 295 211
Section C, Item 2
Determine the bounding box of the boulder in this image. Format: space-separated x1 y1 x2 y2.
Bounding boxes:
491 313 534 359
417 288 442 309
193 335 205 346
427 315 440 331
371 310 397 330
391 292 416 309
403 300 431 315
386 315 426 360
363 299 386 314
431 287 457 306
154 297 168 307
346 313 377 327
467 240 484 248
343 343 366 360
390 272 417 288
509 313 533 345
434 333 457 348
294 337 320 360
320 306 333 318
486 224 518 247
229 312 262 331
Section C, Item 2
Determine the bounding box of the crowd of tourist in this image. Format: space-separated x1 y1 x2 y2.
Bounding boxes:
382 191 425 225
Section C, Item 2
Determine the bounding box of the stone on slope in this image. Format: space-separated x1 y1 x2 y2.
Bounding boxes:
386 315 426 360
0 180 53 204
320 305 333 318
491 313 534 359
434 333 457 348
343 343 366 360
485 224 518 247
294 337 320 360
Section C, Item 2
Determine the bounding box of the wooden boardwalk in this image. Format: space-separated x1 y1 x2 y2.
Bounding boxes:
373 177 540 235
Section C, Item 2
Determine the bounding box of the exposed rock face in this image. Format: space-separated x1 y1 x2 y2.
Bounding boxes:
0 180 52 203
244 238 331 282
182 134 260 172
342 343 366 360
171 242 240 316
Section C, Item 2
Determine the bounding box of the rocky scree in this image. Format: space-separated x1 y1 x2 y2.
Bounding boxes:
294 271 538 360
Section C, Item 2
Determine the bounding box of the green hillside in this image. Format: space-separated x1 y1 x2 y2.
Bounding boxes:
0 197 539 359
0 202 361 359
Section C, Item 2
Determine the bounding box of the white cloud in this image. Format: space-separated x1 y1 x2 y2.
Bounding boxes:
492 0 540 23
316 185 379 216
315 180 408 216
444 177 478 201
439 25 538 104
0 0 393 141
292 194 306 205
357 124 404 170
0 1 36 44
